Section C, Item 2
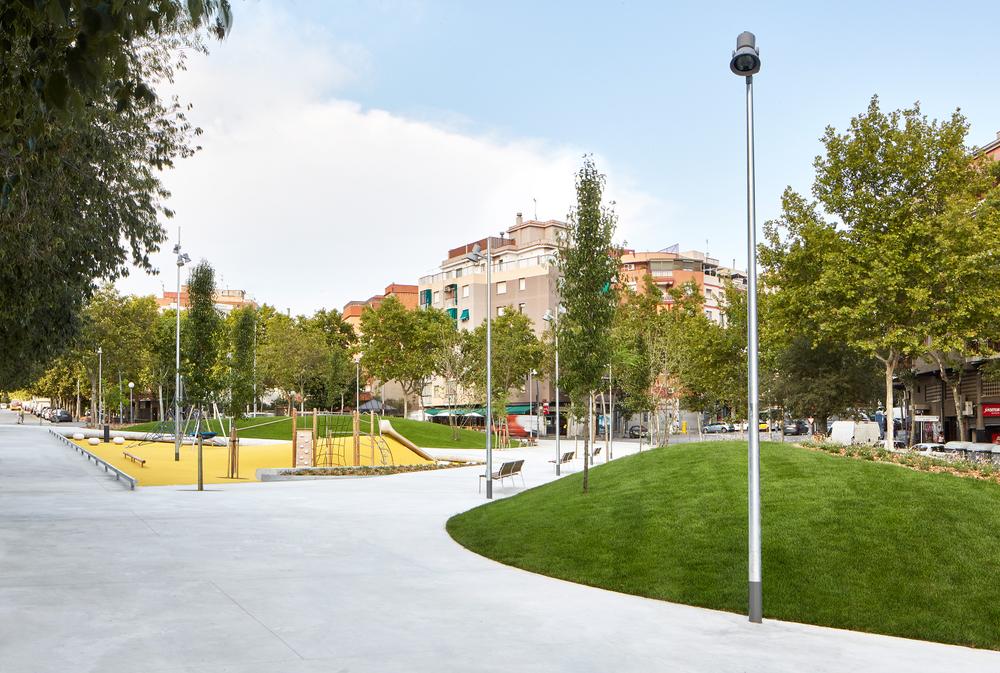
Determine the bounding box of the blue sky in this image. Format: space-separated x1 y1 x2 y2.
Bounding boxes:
120 0 1000 313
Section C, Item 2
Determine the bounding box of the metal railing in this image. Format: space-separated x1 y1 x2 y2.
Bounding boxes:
49 430 137 490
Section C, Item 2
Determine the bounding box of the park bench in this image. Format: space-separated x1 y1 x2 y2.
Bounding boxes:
592 446 602 459
479 459 525 492
122 451 146 467
548 451 575 465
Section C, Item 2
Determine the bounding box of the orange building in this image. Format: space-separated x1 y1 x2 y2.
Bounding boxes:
619 246 746 324
156 287 256 314
342 283 418 332
980 131 1000 162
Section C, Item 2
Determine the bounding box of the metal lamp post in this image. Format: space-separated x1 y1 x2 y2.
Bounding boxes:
96 347 103 426
354 353 362 411
128 382 135 423
543 306 565 475
466 237 495 498
730 30 763 624
173 240 191 461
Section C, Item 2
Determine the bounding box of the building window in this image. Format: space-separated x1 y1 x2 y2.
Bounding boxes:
496 281 507 295
627 281 637 291
705 310 712 318
518 302 526 313
623 263 635 271
497 306 506 316
433 291 440 304
455 267 463 278
518 277 526 291
461 284 470 298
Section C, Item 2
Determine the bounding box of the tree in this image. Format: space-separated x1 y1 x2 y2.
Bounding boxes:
360 297 451 417
763 98 985 449
611 280 659 440
463 310 544 445
260 319 330 412
307 308 357 348
184 261 221 409
149 310 182 422
0 2 232 389
433 324 472 439
557 157 620 492
228 307 256 419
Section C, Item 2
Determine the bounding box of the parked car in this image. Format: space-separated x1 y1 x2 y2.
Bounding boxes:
704 423 730 434
50 409 72 423
758 421 770 431
40 407 52 420
628 424 649 438
912 442 945 453
783 419 810 436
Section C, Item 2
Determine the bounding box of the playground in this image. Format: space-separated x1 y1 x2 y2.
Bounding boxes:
70 412 435 486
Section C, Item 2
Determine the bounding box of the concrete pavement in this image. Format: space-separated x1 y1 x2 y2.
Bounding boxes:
1 422 998 672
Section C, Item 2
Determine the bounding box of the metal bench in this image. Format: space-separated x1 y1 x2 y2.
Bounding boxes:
548 451 575 465
122 451 146 467
479 459 525 492
592 446 602 459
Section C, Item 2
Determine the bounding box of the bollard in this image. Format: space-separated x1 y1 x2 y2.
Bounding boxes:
103 424 110 443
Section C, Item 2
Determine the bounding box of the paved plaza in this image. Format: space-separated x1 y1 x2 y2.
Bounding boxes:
1 417 998 672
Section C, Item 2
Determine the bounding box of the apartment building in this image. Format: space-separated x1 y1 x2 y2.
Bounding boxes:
981 130 1000 162
342 283 419 332
418 214 565 409
619 245 747 324
157 286 256 314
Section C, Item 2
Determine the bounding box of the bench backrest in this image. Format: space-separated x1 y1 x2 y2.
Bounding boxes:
561 451 574 461
498 460 517 477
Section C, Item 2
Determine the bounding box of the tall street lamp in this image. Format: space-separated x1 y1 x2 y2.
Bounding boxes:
543 306 565 475
174 239 191 461
730 30 763 624
128 381 135 423
466 237 494 498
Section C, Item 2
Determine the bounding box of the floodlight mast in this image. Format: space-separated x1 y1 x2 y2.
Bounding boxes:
174 236 190 462
466 239 495 498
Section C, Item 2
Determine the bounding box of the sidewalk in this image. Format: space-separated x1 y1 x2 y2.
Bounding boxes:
1 425 997 672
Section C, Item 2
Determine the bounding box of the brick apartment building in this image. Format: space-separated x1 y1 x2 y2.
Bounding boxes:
342 283 419 332
619 245 747 324
157 286 256 314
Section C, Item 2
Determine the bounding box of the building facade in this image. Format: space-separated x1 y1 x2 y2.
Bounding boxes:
418 214 565 410
619 246 747 324
157 287 256 314
342 283 418 332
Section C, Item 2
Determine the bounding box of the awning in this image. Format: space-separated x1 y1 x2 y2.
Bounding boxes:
423 408 443 416
446 307 458 320
507 404 531 415
460 308 470 321
464 412 483 417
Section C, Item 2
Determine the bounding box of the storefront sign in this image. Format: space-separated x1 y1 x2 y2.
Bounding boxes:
914 415 939 422
983 404 1000 418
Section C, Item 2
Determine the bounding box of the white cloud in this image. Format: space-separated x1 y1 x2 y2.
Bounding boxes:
117 5 667 314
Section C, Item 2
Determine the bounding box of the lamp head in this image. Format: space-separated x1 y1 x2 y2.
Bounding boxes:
128 382 134 389
465 242 483 263
729 31 760 76
543 309 553 322
177 252 191 266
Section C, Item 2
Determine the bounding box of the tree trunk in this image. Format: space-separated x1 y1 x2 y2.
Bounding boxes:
950 380 965 442
883 353 897 452
90 377 98 428
583 393 592 494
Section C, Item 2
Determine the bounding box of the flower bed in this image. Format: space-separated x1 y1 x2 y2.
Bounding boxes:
798 440 999 484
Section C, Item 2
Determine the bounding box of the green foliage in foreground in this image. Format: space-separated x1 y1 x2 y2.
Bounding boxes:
447 441 1000 649
126 415 498 449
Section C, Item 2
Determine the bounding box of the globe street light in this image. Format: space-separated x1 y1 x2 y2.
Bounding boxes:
466 238 495 498
128 381 135 423
543 306 565 475
730 30 763 624
174 238 191 461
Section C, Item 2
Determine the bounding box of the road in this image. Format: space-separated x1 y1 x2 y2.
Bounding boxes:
0 420 997 672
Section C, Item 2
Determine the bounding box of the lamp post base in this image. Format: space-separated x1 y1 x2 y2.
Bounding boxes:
749 581 762 623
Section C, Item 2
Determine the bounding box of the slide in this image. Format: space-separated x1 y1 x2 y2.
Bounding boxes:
379 420 436 462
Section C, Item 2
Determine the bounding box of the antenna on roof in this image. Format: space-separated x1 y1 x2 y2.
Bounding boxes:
533 197 538 220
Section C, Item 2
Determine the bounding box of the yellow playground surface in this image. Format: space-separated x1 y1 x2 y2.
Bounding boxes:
73 436 433 487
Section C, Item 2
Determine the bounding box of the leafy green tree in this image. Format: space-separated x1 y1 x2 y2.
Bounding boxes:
611 280 659 433
463 309 544 443
227 307 256 419
360 297 452 417
149 310 182 422
0 2 232 389
184 261 221 409
433 324 472 439
307 308 357 348
260 319 330 412
763 98 990 449
557 157 620 491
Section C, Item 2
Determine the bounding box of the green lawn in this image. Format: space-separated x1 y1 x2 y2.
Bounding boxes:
125 414 495 449
447 441 1000 649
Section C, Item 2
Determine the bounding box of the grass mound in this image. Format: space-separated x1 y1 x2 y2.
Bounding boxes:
447 441 1000 649
126 414 493 449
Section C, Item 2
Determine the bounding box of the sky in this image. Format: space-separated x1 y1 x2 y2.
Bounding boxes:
116 0 1000 315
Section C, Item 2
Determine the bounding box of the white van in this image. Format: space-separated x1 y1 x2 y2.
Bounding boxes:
829 420 881 446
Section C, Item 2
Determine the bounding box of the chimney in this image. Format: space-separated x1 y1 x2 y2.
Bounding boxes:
515 212 523 226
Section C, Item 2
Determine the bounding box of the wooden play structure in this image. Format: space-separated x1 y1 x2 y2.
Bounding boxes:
290 408 400 467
